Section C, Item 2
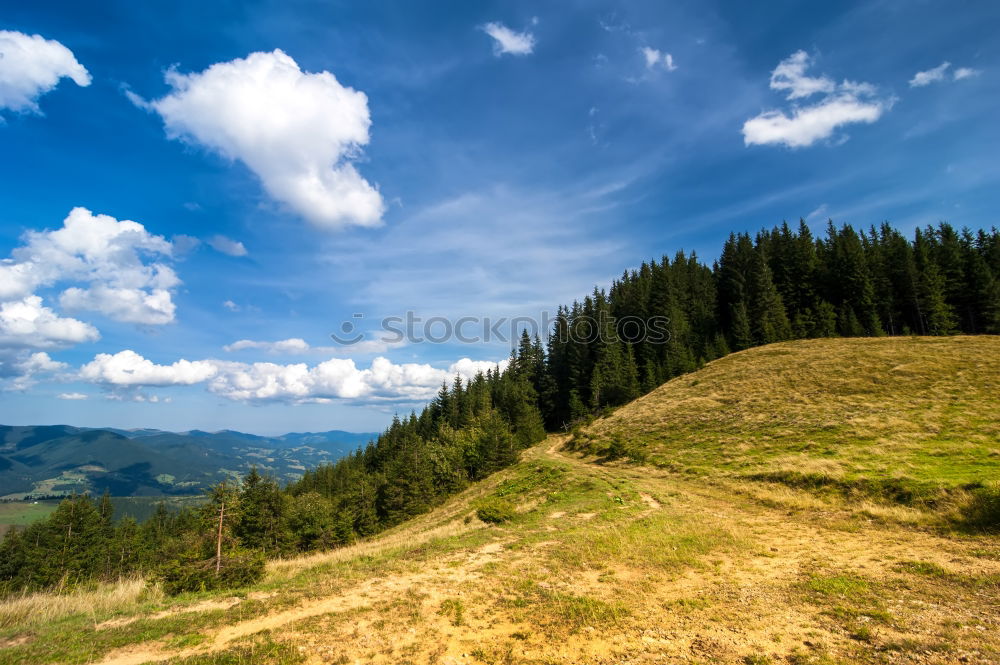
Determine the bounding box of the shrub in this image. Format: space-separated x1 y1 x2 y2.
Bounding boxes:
476 498 516 525
157 548 265 596
963 482 1000 530
603 436 648 464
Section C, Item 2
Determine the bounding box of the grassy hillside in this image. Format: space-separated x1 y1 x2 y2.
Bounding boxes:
1 338 998 665
0 502 58 540
573 337 1000 507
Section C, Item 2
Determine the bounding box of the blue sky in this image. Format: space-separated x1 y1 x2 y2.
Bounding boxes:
1 0 998 434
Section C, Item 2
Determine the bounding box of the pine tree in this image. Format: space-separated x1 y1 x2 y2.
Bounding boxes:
914 228 958 335
236 468 289 555
748 246 791 344
821 223 881 336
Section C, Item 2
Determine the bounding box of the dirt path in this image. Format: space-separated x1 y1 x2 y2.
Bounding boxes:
91 539 511 665
89 435 1000 665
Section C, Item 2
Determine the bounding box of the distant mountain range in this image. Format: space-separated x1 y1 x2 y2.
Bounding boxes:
0 425 377 498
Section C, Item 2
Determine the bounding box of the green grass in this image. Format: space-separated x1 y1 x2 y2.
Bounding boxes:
571 337 1000 524
0 501 59 534
499 579 630 632
171 633 305 664
895 560 949 578
437 598 465 626
475 498 516 524
550 512 737 571
806 574 871 598
0 610 228 665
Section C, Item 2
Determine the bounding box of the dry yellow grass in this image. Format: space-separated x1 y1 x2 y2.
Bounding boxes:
0 577 158 631
266 519 483 581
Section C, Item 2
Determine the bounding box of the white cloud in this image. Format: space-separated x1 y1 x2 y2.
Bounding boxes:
57 392 88 400
79 349 218 386
222 300 241 312
743 51 891 148
6 351 68 390
224 338 311 354
641 47 676 71
910 61 951 87
208 355 507 404
60 285 175 325
0 207 179 325
953 67 980 81
138 50 384 230
770 51 834 99
223 337 405 356
0 296 100 349
481 22 535 56
207 235 248 257
75 348 505 404
743 95 886 148
0 30 90 113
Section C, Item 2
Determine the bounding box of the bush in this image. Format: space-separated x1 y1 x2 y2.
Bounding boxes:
476 498 516 525
157 548 265 595
963 483 1000 530
603 436 648 464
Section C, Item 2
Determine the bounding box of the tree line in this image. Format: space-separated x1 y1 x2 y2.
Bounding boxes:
1 220 997 595
539 220 999 427
0 355 547 594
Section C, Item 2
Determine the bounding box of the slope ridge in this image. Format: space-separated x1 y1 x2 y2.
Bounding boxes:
573 336 1000 489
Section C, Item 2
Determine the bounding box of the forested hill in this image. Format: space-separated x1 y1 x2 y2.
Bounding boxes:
291 220 1000 541
1 220 998 595
540 220 999 428
0 426 376 499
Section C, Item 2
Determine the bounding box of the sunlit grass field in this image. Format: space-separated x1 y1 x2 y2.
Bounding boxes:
573 336 1000 511
1 337 998 665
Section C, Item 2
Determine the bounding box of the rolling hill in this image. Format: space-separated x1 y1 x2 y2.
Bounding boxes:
570 336 1000 503
2 337 997 665
0 426 376 499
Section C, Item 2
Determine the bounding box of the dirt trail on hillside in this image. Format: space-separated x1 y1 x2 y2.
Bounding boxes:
92 541 507 665
89 435 1000 665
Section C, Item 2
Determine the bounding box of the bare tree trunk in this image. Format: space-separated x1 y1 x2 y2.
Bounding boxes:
216 490 225 575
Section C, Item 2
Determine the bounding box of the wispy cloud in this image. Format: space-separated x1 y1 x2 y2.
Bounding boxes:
953 67 980 81
207 235 248 257
910 61 951 87
480 22 535 56
769 50 834 99
805 203 829 222
910 61 981 88
316 181 634 328
223 337 404 356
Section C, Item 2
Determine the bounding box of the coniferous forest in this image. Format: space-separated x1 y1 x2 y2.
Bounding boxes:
2 220 998 595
